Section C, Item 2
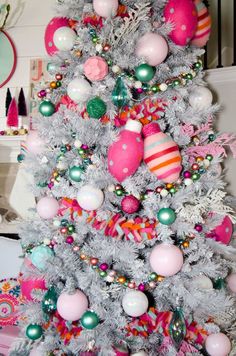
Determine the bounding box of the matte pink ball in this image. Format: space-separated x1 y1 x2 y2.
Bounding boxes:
26 131 44 155
135 32 169 66
30 347 42 356
191 0 211 47
207 216 233 245
121 195 140 214
205 333 231 356
93 0 119 18
227 273 236 294
21 278 46 301
36 197 59 220
84 56 108 81
164 0 198 46
57 290 88 321
149 244 183 277
44 17 69 55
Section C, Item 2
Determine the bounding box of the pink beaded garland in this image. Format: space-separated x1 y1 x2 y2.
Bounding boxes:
84 56 108 81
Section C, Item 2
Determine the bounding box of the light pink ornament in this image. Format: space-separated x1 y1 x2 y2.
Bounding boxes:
29 346 42 356
135 32 169 66
143 122 182 183
26 131 44 155
44 17 69 55
205 333 231 356
121 195 140 214
164 0 198 46
93 0 119 18
84 56 108 81
149 244 183 277
36 197 59 220
108 119 144 182
227 273 236 294
191 0 211 47
20 278 46 301
57 290 88 321
206 216 233 245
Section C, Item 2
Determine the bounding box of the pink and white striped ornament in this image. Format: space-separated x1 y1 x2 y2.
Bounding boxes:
191 0 211 47
143 122 182 183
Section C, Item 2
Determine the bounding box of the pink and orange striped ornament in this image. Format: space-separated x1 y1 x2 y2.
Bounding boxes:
191 0 211 47
143 122 182 183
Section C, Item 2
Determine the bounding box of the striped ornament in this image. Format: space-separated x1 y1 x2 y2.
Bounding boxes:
191 0 211 47
143 123 182 183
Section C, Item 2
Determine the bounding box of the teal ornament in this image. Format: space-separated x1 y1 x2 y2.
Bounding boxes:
47 62 57 73
169 308 186 349
69 165 84 182
30 245 54 271
135 63 156 83
17 153 25 163
42 287 58 314
157 207 176 225
39 100 55 117
213 278 225 290
26 324 43 340
112 77 129 108
81 311 99 329
87 97 107 119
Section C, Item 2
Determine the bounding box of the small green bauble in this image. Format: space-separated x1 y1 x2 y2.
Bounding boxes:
186 73 193 80
192 173 200 181
42 287 58 314
115 189 124 197
208 134 216 142
151 85 159 93
135 63 156 83
213 278 225 290
157 207 176 225
26 324 43 340
39 100 55 117
60 146 67 153
68 225 75 233
194 61 202 70
100 271 107 277
61 219 69 227
87 97 107 119
69 165 84 182
206 154 213 161
81 311 99 330
56 81 62 88
169 187 177 194
149 272 157 281
37 181 47 188
17 153 25 163
47 62 57 73
173 79 181 87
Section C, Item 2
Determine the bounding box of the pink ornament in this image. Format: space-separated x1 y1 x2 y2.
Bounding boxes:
205 333 231 356
227 273 236 294
121 195 140 214
20 278 46 301
29 346 42 356
36 197 59 220
191 0 211 47
108 119 144 182
149 244 183 277
143 122 182 183
26 131 44 155
164 0 198 46
93 0 119 18
57 290 88 321
84 56 108 81
206 216 233 245
44 17 69 56
114 346 129 356
135 32 169 66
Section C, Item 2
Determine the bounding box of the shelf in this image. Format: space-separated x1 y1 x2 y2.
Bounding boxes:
0 135 26 142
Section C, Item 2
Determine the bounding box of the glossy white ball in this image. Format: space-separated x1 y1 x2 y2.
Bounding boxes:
122 291 148 317
53 26 76 51
67 78 92 103
189 86 213 110
77 185 104 211
192 275 213 290
93 0 118 18
131 351 148 356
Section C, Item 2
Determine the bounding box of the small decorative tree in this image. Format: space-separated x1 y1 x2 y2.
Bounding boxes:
5 88 12 116
7 98 18 128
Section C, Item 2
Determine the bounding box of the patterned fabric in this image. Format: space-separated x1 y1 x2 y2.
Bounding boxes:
0 279 21 327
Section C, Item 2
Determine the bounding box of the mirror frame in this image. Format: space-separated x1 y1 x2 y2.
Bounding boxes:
0 30 17 88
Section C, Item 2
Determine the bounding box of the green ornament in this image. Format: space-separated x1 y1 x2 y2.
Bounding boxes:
149 272 157 281
112 77 129 108
151 85 159 93
69 165 84 182
135 63 156 83
186 73 193 80
115 189 124 197
208 134 216 141
206 154 213 161
37 181 48 188
60 146 67 153
92 37 98 43
192 173 200 181
194 61 202 70
61 219 69 227
68 225 75 233
71 132 76 139
39 100 55 117
100 271 107 277
81 311 99 330
42 287 58 314
170 187 177 194
173 79 181 87
157 207 176 225
169 308 186 349
213 278 225 290
17 153 25 163
47 62 57 73
56 81 61 87
26 324 43 340
87 97 107 119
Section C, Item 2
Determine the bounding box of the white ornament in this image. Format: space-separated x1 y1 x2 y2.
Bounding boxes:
203 159 210 168
134 81 142 89
74 139 82 148
106 275 115 283
112 65 121 74
95 43 103 52
159 83 168 92
122 291 148 317
77 185 104 211
67 78 92 103
93 0 118 18
108 184 115 192
131 351 148 356
192 275 213 290
53 26 77 51
43 238 51 246
160 189 169 197
184 178 193 186
189 86 213 110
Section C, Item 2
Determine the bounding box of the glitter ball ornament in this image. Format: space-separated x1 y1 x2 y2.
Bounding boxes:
84 56 108 81
157 207 176 225
67 78 92 103
135 64 156 83
39 100 55 117
42 287 58 314
53 26 76 51
57 290 88 321
36 197 59 219
135 32 168 66
189 86 213 110
149 244 183 277
122 291 149 317
87 97 107 119
26 324 43 340
93 0 118 18
69 165 84 182
121 195 140 214
81 310 99 329
205 333 231 356
77 185 104 211
30 246 54 271
191 0 211 47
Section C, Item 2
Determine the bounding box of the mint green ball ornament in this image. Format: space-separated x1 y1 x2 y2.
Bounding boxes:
69 165 84 182
39 100 55 117
157 207 176 225
135 63 156 83
87 97 107 119
81 311 99 329
26 324 43 340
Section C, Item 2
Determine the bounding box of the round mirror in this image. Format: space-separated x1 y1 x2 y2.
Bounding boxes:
0 30 17 88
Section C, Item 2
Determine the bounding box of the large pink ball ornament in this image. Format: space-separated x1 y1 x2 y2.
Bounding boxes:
26 131 44 155
149 244 183 277
57 290 88 321
205 333 231 356
164 0 198 46
227 273 236 294
135 32 169 66
93 0 119 18
36 197 59 220
84 56 108 81
44 17 69 55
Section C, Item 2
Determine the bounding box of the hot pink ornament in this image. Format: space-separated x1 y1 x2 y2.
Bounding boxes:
36 197 59 220
191 0 211 47
84 56 108 81
20 278 46 301
206 216 233 245
108 119 144 182
135 32 169 66
44 17 69 56
227 273 236 294
164 0 198 46
26 131 44 155
149 244 183 277
121 195 140 214
205 333 231 356
143 122 182 183
57 290 88 321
